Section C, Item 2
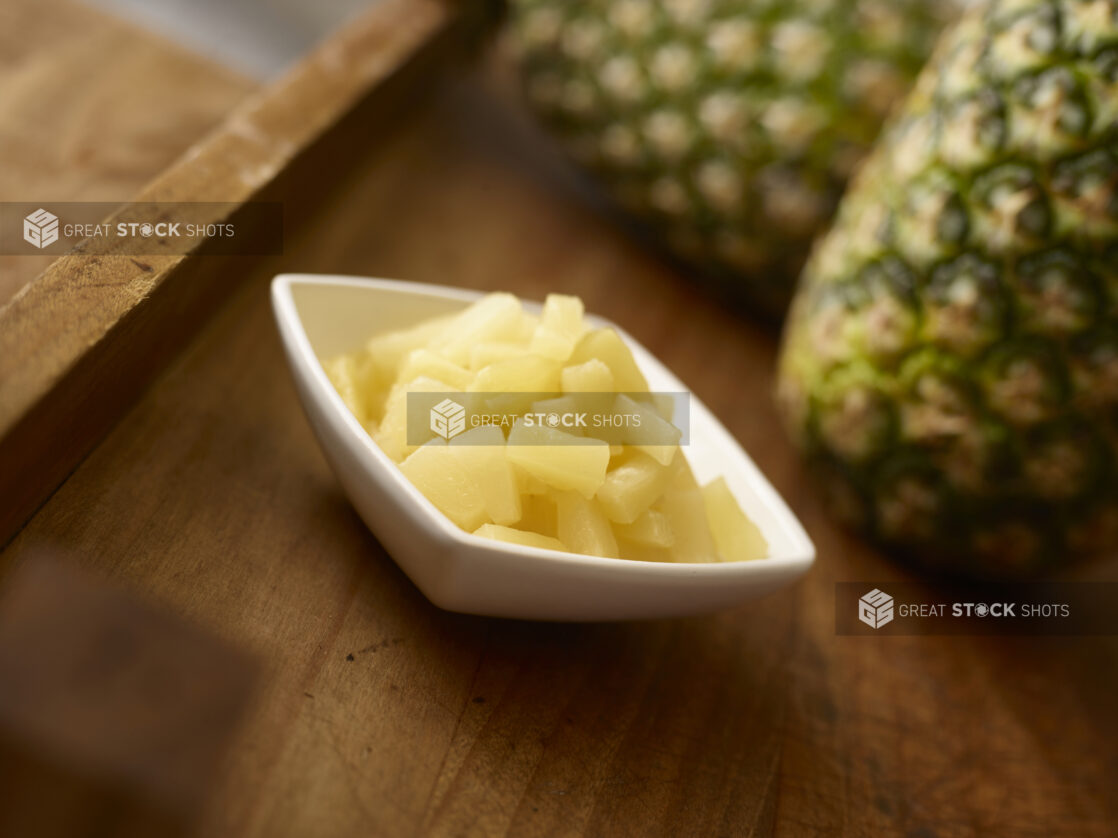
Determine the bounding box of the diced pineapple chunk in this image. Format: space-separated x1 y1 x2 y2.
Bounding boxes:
365 313 456 390
596 450 677 524
614 538 674 563
399 442 487 532
570 328 649 392
506 421 609 498
560 358 614 393
446 426 521 526
469 355 560 394
397 349 473 392
516 492 557 536
656 462 718 563
555 491 619 558
323 355 368 425
702 477 768 561
530 294 586 361
429 293 528 365
612 394 681 465
614 508 675 548
376 375 456 462
473 524 567 552
651 392 677 421
470 342 527 371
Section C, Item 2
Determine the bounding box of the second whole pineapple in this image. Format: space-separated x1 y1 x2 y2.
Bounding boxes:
777 0 1118 574
507 0 956 315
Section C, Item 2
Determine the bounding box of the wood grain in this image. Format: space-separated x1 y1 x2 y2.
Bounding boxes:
3 59 1116 838
0 0 493 548
0 557 256 837
0 0 253 307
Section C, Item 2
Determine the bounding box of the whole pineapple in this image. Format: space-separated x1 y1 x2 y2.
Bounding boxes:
777 0 1118 575
507 0 956 315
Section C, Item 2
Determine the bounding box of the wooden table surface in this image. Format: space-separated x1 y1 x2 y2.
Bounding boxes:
0 0 253 307
2 58 1116 836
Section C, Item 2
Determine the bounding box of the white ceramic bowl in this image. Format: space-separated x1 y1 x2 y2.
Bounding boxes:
271 274 814 620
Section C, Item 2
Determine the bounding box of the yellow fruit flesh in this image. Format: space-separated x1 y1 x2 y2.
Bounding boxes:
596 450 678 524
655 463 718 563
702 478 768 561
447 426 522 526
506 422 610 499
570 329 649 392
473 523 567 552
614 508 675 548
399 443 487 532
325 292 766 563
530 294 586 361
560 358 614 393
556 491 619 558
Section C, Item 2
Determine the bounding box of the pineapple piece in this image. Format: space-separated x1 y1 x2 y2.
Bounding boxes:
469 355 561 394
612 393 681 465
323 355 368 425
363 313 457 388
324 351 385 423
529 394 581 416
447 426 521 526
615 538 673 563
399 442 487 532
703 478 768 562
516 468 552 496
596 450 678 524
473 523 567 552
469 355 562 418
555 491 619 558
530 294 587 361
375 375 456 462
656 461 718 563
516 492 558 537
429 293 528 365
397 349 474 392
570 329 649 392
651 392 677 421
506 421 609 498
560 358 615 393
613 508 675 548
470 342 528 371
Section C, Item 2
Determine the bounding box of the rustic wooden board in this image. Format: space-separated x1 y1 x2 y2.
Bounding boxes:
3 58 1116 838
0 0 492 548
0 0 253 307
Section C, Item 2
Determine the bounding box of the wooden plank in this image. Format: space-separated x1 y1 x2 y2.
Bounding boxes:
3 61 1115 836
0 556 257 837
0 0 496 548
0 0 253 307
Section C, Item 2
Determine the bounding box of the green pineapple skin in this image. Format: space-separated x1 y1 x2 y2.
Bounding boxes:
778 0 1118 576
507 0 956 316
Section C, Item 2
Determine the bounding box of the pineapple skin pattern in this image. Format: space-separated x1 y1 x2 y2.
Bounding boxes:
778 0 1118 575
507 0 954 315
